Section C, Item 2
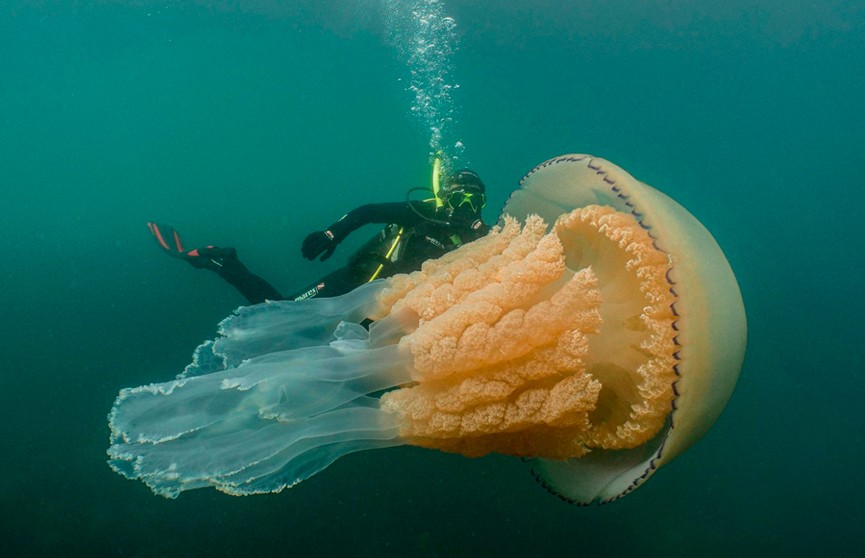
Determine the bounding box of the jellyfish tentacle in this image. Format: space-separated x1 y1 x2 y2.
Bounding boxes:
107 282 414 498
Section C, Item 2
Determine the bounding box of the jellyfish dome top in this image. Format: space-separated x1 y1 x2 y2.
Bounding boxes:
108 154 746 504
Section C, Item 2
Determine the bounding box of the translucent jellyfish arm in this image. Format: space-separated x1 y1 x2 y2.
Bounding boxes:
108 281 413 498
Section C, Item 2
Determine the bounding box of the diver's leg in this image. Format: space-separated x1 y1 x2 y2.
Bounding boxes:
285 266 368 302
147 222 283 304
198 247 283 304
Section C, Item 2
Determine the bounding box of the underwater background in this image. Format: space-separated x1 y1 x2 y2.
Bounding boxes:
1 0 863 556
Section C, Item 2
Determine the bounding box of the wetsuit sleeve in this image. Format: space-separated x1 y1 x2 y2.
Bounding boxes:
326 201 430 243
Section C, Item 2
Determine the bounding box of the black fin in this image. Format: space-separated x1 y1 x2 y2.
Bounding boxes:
147 222 187 259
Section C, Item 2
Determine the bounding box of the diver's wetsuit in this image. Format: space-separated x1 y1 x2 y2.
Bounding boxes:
215 200 488 305
210 251 283 303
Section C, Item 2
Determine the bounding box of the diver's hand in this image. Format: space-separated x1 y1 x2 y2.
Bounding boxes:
302 230 337 261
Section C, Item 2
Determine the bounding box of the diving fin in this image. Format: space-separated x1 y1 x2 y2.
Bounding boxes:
147 222 237 271
147 222 188 259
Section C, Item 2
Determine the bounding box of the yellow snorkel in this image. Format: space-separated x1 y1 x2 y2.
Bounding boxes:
431 153 444 209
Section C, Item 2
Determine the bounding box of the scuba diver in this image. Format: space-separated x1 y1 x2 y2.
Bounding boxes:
147 168 490 305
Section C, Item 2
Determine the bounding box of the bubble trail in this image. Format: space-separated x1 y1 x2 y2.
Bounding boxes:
383 0 465 170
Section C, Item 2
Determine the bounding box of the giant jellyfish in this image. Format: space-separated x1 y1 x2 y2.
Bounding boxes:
108 154 746 504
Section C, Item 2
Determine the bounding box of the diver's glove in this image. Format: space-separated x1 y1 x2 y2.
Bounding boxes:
302 230 337 261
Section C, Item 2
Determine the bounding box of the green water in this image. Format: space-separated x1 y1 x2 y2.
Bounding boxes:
1 1 863 556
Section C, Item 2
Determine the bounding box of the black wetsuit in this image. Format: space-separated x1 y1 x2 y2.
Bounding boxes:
215 200 489 305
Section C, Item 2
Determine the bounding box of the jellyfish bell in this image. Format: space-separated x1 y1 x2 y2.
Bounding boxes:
108 154 746 504
501 154 747 502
